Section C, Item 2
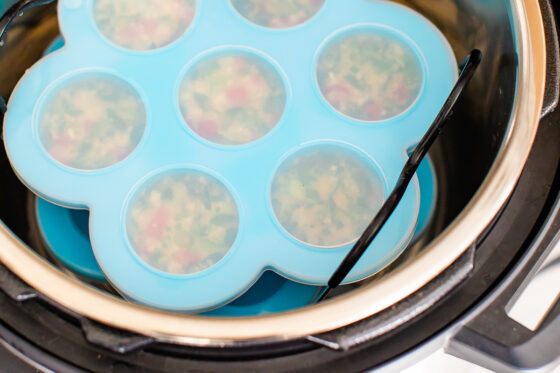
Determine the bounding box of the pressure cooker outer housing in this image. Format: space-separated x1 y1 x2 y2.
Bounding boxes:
0 0 557 371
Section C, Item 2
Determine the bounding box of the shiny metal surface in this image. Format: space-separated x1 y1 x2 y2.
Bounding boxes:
0 0 547 346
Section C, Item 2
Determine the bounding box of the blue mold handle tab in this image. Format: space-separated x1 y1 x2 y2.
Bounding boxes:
35 198 105 281
4 0 457 311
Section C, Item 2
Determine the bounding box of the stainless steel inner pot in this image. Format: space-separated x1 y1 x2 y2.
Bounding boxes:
0 0 547 346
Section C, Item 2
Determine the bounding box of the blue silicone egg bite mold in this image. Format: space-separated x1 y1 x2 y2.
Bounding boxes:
3 0 457 311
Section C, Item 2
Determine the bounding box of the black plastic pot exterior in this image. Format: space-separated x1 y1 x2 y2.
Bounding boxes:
0 0 557 372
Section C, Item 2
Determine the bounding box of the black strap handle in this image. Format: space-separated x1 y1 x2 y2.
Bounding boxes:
317 49 482 302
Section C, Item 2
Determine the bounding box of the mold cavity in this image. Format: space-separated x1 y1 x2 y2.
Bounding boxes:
316 26 424 122
230 0 325 29
179 50 287 146
37 73 146 171
93 0 196 51
271 143 385 248
126 170 240 275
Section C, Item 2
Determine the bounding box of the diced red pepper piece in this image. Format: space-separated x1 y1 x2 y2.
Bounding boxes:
394 83 410 105
363 102 384 121
324 83 354 106
196 119 219 138
141 19 159 33
147 207 169 239
226 85 249 107
174 250 202 265
324 83 353 97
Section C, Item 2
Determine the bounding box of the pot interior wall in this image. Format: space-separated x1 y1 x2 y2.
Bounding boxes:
397 0 517 233
0 0 517 303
